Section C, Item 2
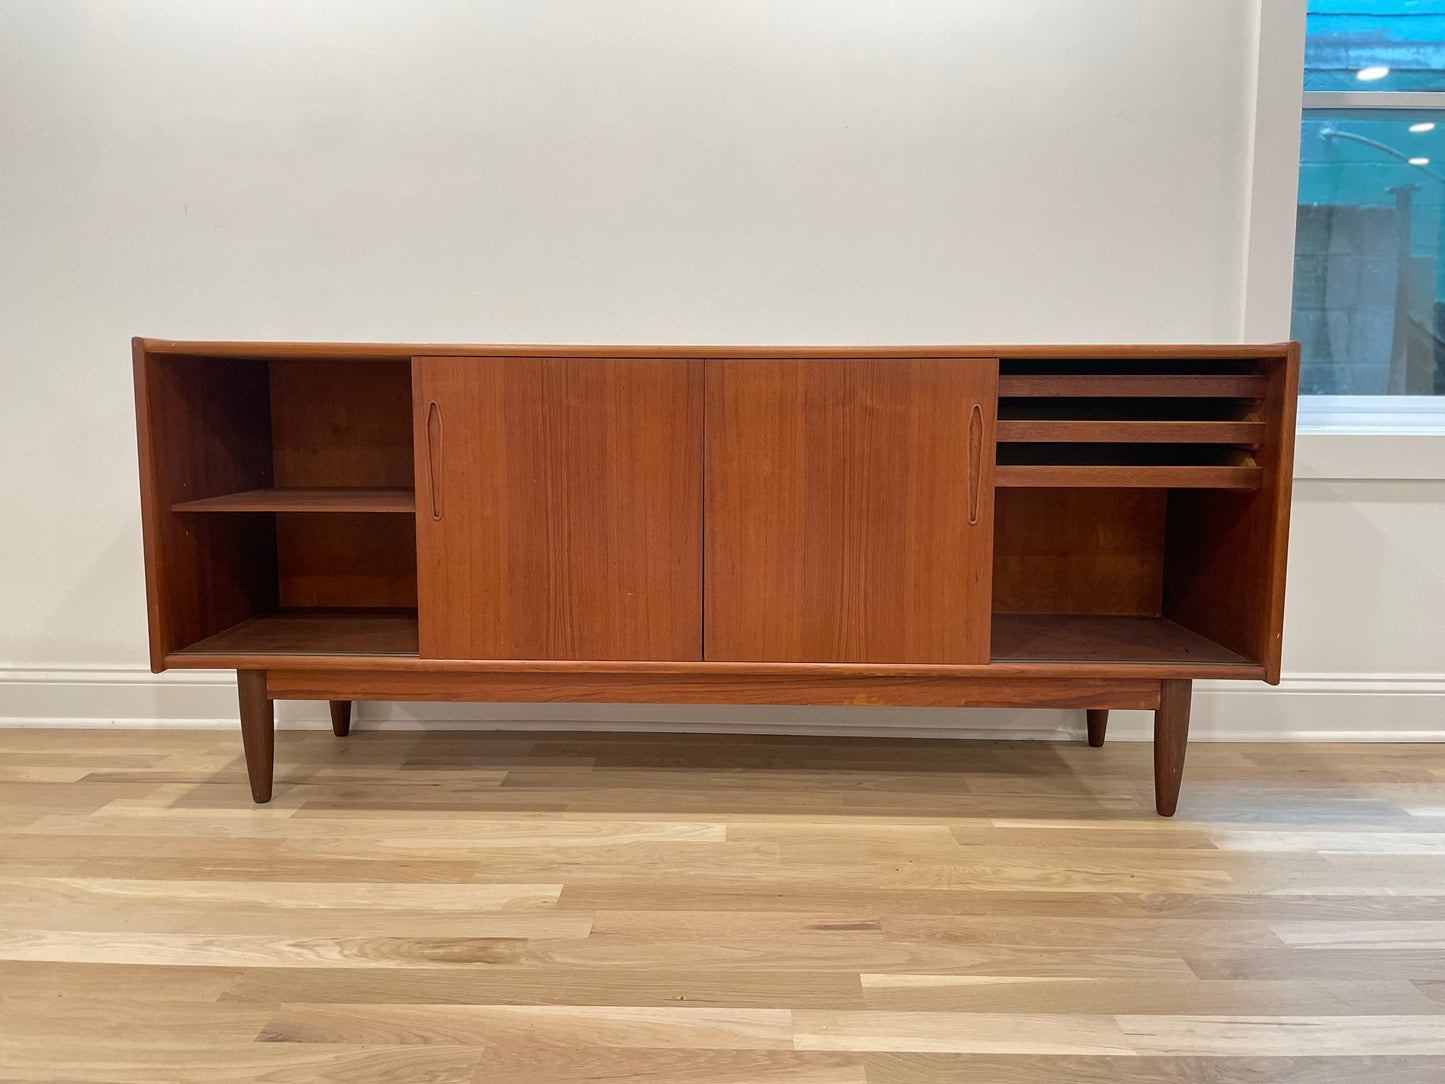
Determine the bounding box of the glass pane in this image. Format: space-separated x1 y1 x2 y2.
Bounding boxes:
1305 2 1445 93
1294 109 1445 394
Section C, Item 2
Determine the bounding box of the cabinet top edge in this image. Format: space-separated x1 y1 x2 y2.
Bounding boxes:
135 338 1298 362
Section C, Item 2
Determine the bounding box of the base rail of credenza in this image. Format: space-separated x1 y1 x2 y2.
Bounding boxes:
235 668 1195 816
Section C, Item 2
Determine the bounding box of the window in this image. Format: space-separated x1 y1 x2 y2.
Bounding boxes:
1293 3 1445 395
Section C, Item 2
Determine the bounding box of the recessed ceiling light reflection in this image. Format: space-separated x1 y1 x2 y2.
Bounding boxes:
1410 122 1436 133
1409 157 1430 165
1357 66 1391 81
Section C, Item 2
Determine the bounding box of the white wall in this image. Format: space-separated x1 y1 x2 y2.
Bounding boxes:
1 0 1439 737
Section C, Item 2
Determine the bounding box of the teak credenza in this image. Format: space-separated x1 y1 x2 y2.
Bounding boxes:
133 339 1299 815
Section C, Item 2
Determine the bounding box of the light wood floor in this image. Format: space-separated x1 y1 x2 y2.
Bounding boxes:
1 726 1444 1082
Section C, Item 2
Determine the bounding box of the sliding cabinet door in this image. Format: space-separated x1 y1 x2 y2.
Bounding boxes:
705 357 997 663
414 356 703 660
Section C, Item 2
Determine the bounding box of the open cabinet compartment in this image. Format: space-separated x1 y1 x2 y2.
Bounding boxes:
990 486 1257 669
136 351 420 661
989 351 1295 677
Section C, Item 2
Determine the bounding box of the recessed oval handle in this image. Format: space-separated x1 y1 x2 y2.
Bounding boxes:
426 400 443 521
967 403 983 525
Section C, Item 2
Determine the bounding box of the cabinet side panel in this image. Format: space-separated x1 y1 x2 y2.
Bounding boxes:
133 347 278 664
134 339 167 671
414 356 704 661
705 357 998 664
1163 346 1298 682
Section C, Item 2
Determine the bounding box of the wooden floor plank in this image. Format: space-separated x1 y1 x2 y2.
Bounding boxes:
0 959 242 1001
1116 1014 1445 1056
0 1039 482 1084
0 996 275 1043
0 903 594 938
793 1010 1134 1054
0 875 561 911
221 966 869 1009
466 1048 867 1084
858 1053 1445 1083
257 1003 795 1048
856 976 1444 1015
0 929 528 968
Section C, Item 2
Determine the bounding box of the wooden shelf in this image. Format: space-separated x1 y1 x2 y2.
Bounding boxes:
997 418 1264 444
995 445 1262 490
996 463 1261 489
997 395 1265 446
999 373 1268 398
991 613 1252 667
171 488 416 513
176 608 419 657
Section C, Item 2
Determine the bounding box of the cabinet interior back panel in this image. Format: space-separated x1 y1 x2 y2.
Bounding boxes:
269 360 414 488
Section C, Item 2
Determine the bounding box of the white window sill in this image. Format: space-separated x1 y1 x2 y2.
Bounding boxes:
1298 396 1445 435
1295 398 1445 481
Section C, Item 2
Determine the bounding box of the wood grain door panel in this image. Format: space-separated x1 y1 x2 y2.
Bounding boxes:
704 358 998 664
413 356 703 661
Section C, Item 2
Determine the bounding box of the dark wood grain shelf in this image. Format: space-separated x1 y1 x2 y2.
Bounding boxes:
999 357 1264 376
171 488 416 513
999 372 1268 398
996 418 1264 444
995 444 1263 489
996 464 1262 489
991 613 1252 667
176 608 420 656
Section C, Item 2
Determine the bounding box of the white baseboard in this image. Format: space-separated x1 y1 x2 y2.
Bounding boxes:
0 666 1441 742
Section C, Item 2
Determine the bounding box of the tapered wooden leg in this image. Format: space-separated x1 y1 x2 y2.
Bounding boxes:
237 670 274 804
1153 679 1192 817
1086 709 1108 747
329 700 352 737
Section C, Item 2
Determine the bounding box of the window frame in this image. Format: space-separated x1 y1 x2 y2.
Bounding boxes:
1291 91 1445 428
1246 0 1445 473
